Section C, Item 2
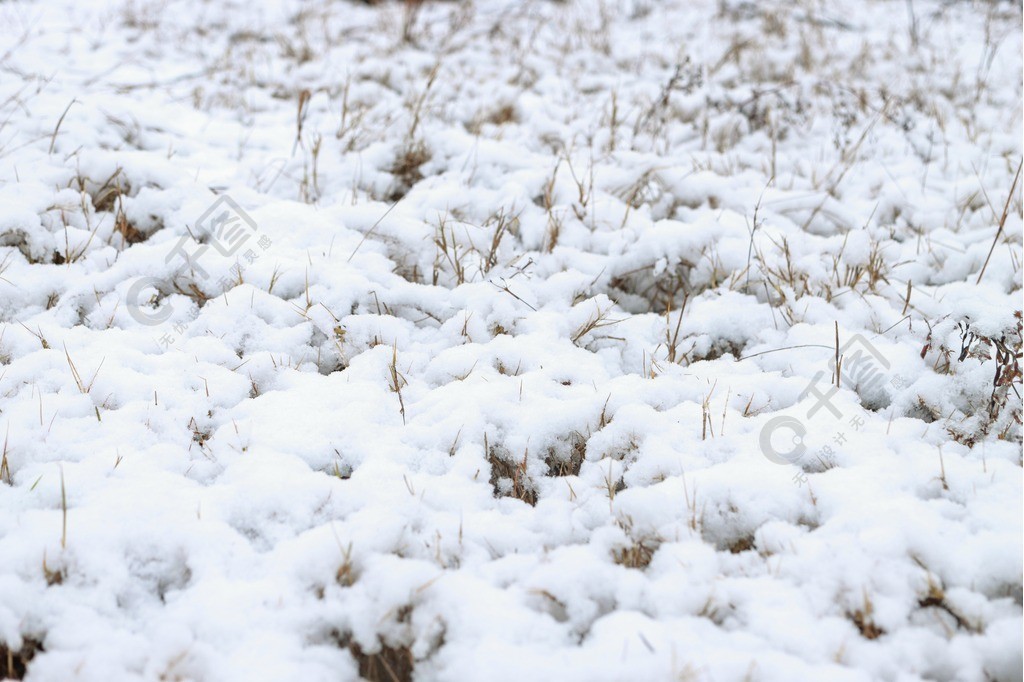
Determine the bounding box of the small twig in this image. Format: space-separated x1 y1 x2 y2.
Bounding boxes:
490 279 537 311
900 279 912 316
834 322 842 388
348 201 400 263
976 159 1022 284
739 344 834 361
60 464 68 549
388 345 407 425
49 99 77 155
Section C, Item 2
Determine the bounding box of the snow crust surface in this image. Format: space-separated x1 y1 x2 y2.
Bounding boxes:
0 0 1021 680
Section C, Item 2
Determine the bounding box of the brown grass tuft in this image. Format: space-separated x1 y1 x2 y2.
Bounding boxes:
848 591 885 640
349 640 414 682
486 436 537 506
545 432 586 477
387 142 431 201
612 537 657 570
612 518 660 570
1 637 44 680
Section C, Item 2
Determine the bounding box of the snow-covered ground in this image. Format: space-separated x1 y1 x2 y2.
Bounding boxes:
0 0 1021 680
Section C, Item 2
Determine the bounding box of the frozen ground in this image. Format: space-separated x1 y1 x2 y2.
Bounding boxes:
0 0 1021 680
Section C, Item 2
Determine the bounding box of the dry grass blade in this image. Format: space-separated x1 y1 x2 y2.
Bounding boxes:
59 464 67 549
0 425 11 485
571 304 623 346
348 201 400 263
388 345 406 425
976 158 1022 284
665 292 689 363
63 345 104 421
48 98 77 154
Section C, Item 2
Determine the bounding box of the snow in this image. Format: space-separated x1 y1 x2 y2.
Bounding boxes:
0 0 1021 680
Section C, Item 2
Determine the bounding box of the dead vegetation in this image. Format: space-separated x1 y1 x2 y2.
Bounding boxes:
467 103 517 135
387 141 431 201
848 605 885 640
486 426 594 506
486 436 537 506
1 636 44 681
915 574 979 635
611 517 660 570
72 168 150 249
349 640 415 682
1 427 11 485
609 260 696 315
918 314 1024 446
430 206 519 287
544 431 586 477
847 590 885 640
0 0 1018 678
